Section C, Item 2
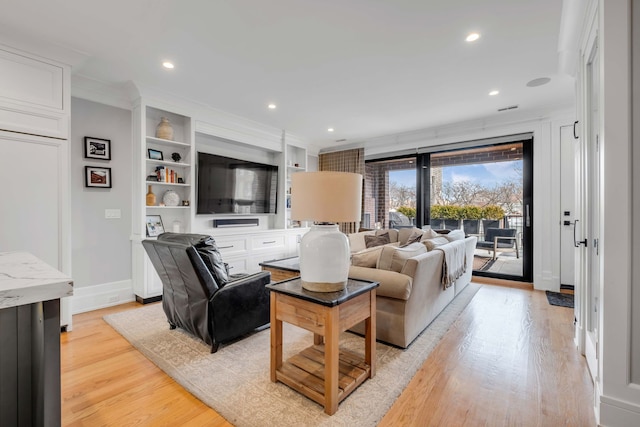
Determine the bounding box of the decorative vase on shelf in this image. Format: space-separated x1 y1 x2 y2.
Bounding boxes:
146 185 156 206
163 189 180 206
155 117 174 140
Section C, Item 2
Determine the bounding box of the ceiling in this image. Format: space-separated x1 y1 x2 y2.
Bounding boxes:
0 0 574 150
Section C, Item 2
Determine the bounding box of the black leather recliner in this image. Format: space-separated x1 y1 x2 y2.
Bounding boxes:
142 233 271 353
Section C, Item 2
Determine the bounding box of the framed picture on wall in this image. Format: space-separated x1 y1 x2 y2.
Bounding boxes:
146 215 165 237
85 166 112 188
84 137 111 160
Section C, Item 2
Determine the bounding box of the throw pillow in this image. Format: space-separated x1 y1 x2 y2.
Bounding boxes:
423 236 450 251
351 244 391 267
420 228 439 240
445 229 465 241
365 231 390 248
401 230 423 247
377 242 427 273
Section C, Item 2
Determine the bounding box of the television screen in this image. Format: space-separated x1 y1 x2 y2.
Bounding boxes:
197 152 278 214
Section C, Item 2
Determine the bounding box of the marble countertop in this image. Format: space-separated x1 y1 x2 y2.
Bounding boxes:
0 251 73 309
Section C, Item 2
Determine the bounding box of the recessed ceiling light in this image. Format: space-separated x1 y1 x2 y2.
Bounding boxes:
327 128 334 132
162 61 174 69
489 90 500 96
268 103 277 109
466 33 480 42
526 77 551 87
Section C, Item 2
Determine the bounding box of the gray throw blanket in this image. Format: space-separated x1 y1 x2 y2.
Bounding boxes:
435 239 467 289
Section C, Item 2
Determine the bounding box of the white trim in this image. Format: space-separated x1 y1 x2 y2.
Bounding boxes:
600 395 640 427
71 280 135 315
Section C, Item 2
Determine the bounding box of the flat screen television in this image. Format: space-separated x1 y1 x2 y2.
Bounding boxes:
197 152 278 215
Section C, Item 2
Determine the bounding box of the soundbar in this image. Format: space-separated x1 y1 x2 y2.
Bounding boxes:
212 218 259 228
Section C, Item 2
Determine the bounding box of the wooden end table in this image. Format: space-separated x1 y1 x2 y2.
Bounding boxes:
259 256 300 282
266 277 379 415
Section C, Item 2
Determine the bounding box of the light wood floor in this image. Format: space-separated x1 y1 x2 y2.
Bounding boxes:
61 283 596 426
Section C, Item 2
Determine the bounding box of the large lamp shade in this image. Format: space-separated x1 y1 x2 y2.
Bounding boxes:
291 172 363 292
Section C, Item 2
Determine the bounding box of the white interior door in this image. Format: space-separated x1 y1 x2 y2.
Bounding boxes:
584 41 600 381
560 126 576 287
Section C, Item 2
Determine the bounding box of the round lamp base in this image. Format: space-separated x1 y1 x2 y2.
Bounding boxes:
301 280 347 293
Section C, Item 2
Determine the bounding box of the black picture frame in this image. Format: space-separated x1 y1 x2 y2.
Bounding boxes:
85 166 112 188
84 137 111 160
148 149 164 161
146 215 165 237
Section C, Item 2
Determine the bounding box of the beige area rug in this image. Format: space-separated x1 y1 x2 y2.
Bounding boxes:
104 283 481 427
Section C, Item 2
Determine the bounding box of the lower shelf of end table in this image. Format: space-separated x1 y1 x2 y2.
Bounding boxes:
276 344 371 407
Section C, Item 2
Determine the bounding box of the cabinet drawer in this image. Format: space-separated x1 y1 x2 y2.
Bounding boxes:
251 234 286 252
224 257 249 275
214 236 248 257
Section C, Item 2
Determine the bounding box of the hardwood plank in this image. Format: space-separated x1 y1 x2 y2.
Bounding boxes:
61 285 596 425
61 302 230 426
378 283 596 427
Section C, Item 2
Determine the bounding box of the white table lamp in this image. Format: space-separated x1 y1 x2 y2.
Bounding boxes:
291 171 363 292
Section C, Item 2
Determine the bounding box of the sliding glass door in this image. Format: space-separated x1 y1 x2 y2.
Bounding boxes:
364 138 533 282
421 139 533 282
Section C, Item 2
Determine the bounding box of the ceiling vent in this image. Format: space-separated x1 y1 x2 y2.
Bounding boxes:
335 139 347 142
497 105 519 112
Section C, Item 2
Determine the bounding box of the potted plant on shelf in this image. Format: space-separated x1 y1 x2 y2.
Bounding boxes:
462 205 482 235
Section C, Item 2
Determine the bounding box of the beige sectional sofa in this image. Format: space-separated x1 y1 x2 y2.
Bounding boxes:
347 228 477 348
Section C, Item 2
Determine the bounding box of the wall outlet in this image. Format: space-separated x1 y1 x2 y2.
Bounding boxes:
105 209 121 219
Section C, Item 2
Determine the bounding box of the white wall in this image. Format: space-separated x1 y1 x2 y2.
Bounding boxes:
598 0 640 425
70 98 133 310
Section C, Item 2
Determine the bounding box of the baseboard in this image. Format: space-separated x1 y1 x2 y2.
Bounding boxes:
600 395 640 426
471 275 533 290
71 279 135 314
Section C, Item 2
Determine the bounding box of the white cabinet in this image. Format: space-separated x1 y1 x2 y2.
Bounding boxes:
211 228 307 274
0 44 71 327
0 46 68 139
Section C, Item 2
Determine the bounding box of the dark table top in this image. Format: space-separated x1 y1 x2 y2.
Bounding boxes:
266 277 379 307
259 256 300 272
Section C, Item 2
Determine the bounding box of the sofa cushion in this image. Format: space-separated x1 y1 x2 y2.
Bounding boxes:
423 236 450 251
445 229 465 241
351 242 399 267
365 231 391 248
377 242 427 273
348 265 413 300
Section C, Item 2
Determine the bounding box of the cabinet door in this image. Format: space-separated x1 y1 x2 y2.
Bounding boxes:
0 48 67 138
0 132 61 267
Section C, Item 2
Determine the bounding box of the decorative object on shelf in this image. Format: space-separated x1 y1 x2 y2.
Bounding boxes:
146 174 158 182
291 171 363 292
177 177 184 184
155 117 174 140
171 152 181 162
148 148 163 161
163 189 180 206
181 200 190 206
84 136 111 160
172 219 182 233
146 185 156 206
294 163 299 167
145 215 164 237
85 166 112 188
